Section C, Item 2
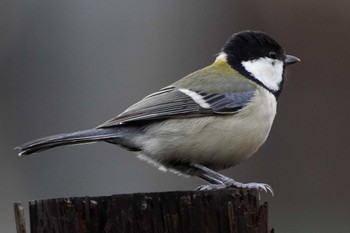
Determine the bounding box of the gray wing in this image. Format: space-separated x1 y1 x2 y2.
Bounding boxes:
98 86 256 128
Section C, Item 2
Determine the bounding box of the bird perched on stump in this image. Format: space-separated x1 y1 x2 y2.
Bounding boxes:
17 30 300 195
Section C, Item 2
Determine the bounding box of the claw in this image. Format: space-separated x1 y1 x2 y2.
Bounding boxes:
265 184 274 196
232 182 274 196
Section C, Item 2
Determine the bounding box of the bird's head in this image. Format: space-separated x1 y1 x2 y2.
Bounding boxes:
219 30 300 97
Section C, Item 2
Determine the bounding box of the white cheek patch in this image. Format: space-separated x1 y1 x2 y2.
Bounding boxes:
242 58 283 91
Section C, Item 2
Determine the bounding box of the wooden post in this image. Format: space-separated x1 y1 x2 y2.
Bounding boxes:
18 188 273 233
14 202 27 233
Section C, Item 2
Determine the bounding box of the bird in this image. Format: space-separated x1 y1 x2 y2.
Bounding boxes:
17 30 300 195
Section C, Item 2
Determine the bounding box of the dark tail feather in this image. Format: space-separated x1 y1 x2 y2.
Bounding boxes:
17 128 122 156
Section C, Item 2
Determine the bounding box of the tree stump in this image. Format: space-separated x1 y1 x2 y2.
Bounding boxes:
15 188 273 233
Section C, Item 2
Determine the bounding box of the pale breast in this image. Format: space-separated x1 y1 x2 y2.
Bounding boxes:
137 87 277 170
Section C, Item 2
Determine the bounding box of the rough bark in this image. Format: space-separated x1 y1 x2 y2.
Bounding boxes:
26 188 272 233
14 202 27 233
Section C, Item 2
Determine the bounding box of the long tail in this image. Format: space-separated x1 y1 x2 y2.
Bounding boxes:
17 128 124 156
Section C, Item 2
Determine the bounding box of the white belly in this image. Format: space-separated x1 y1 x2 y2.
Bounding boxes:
137 87 277 170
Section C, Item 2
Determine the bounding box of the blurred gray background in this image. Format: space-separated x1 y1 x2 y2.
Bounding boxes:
1 1 350 232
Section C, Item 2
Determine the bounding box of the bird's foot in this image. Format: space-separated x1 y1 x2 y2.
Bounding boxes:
196 184 227 191
228 180 274 196
196 180 274 196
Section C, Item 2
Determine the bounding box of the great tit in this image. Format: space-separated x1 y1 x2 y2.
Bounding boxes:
17 30 300 195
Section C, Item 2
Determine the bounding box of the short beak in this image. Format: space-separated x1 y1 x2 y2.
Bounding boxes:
284 54 300 65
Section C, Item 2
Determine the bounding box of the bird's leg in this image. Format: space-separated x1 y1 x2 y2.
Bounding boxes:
167 162 224 184
167 162 273 195
167 162 227 186
191 163 274 195
197 173 225 185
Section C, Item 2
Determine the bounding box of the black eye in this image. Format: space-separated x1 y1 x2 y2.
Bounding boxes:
268 51 277 59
